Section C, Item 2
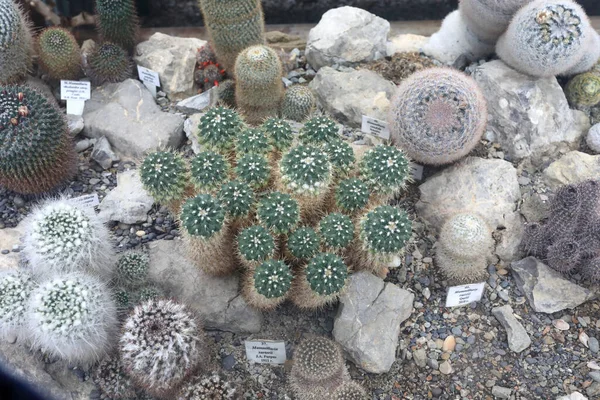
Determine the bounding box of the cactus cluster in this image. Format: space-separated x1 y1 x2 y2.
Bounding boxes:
389 68 487 165
176 373 236 400
0 271 34 340
565 72 600 108
0 0 33 84
195 44 226 92
280 145 332 195
86 42 132 86
282 85 317 122
95 0 140 52
190 151 229 192
36 27 81 80
215 79 236 108
0 85 76 194
93 355 137 400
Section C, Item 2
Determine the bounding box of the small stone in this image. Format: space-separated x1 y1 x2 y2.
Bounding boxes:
442 336 456 352
439 361 452 375
222 354 236 370
492 305 531 353
136 230 145 237
491 386 512 399
553 319 570 331
413 348 427 368
589 337 599 354
590 371 600 383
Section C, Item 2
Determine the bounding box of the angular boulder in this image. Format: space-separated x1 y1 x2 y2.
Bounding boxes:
492 305 531 353
543 151 600 189
98 169 154 224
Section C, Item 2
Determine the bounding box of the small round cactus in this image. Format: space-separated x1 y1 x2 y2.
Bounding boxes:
36 27 81 80
95 0 139 52
0 270 34 340
190 151 229 192
287 227 320 260
136 286 162 302
299 116 339 145
236 127 272 155
198 106 243 151
389 68 487 165
218 180 255 218
262 118 294 151
140 151 188 204
280 145 332 195
86 42 132 86
331 381 369 400
565 72 600 107
323 140 355 175
360 206 412 255
216 79 236 108
335 179 370 214
116 251 149 287
360 145 410 196
26 273 117 365
305 253 348 296
0 0 33 84
120 299 206 398
587 124 600 153
176 373 236 400
93 355 137 400
235 153 271 189
237 225 276 266
242 260 293 310
282 85 317 122
257 192 300 235
114 287 132 311
546 238 581 273
181 194 225 239
319 213 354 250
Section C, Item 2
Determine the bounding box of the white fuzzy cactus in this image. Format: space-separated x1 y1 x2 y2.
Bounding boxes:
0 270 34 340
22 197 115 279
460 0 533 42
564 30 600 76
25 272 117 365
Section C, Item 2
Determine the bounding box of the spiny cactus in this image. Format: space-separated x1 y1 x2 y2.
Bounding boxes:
564 30 600 76
235 45 284 125
236 127 272 155
215 79 236 108
0 85 76 194
0 0 33 84
0 270 34 340
36 27 81 80
459 0 532 43
280 145 332 195
136 285 162 302
140 151 189 208
237 225 276 267
282 85 317 122
181 194 225 239
319 213 354 251
287 227 320 260
190 150 229 192
262 117 294 152
120 299 206 398
176 373 237 400
86 42 132 86
257 192 300 235
218 180 255 218
581 256 600 282
299 116 339 145
26 272 117 366
496 0 595 77
116 251 149 287
198 0 265 73
242 259 293 310
331 381 369 400
360 145 410 198
546 238 581 273
291 253 348 309
196 63 225 92
335 178 370 214
198 106 243 152
23 198 114 279
114 287 132 312
565 72 600 107
236 153 271 190
95 0 140 52
93 355 137 400
323 140 355 176
389 67 487 165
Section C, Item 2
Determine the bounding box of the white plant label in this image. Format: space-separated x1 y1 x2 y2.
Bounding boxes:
61 80 91 116
68 193 100 209
361 115 390 140
445 282 486 307
137 65 160 98
245 340 287 364
410 162 424 181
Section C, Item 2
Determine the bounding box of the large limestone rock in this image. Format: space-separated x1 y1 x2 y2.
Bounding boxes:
492 305 531 353
98 169 154 224
333 271 414 374
543 151 600 189
309 67 395 127
82 79 185 159
134 33 206 100
473 60 589 166
148 240 262 333
511 257 596 314
306 6 389 70
416 157 522 262
0 223 25 270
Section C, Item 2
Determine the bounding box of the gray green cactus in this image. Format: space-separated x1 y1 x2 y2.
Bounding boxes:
86 42 132 86
95 0 140 52
190 150 229 192
218 180 254 218
257 191 300 235
282 85 316 122
360 145 410 196
262 118 294 151
319 213 354 250
287 227 320 260
280 145 332 195
299 116 339 145
0 0 33 84
116 251 150 287
180 194 226 239
140 151 188 204
237 225 276 265
236 127 272 155
323 140 355 175
235 153 271 189
36 27 81 80
198 106 243 151
335 178 370 214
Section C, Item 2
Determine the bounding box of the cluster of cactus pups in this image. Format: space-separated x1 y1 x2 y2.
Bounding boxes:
195 43 226 93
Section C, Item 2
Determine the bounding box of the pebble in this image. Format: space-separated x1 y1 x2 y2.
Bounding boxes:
222 354 236 371
590 371 600 383
13 196 25 208
439 361 452 375
136 230 145 237
589 337 599 354
553 319 570 331
442 336 456 352
492 386 512 399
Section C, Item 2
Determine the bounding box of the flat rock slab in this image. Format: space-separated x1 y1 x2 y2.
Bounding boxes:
333 271 414 374
98 169 154 224
511 257 596 314
492 305 531 353
148 239 262 334
543 151 600 189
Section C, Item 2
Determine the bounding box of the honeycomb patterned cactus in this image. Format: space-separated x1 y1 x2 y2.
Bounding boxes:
116 251 149 287
190 150 229 191
237 225 276 265
198 106 243 151
287 227 320 260
176 373 237 400
257 192 300 235
262 118 293 151
299 116 340 145
282 85 317 122
235 153 271 189
331 381 369 400
0 0 33 84
36 27 81 80
360 145 411 196
335 178 370 214
280 145 332 195
86 42 132 86
565 72 600 107
180 194 225 239
93 355 137 400
0 270 34 340
218 180 255 218
236 127 272 155
319 213 354 250
323 140 355 175
242 259 293 310
95 0 139 52
140 151 188 204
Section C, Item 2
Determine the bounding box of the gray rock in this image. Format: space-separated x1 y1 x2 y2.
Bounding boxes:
148 240 262 333
587 383 600 398
491 385 512 399
183 113 204 155
590 371 600 383
333 271 414 374
82 79 185 159
589 337 599 354
176 89 216 114
413 348 427 368
473 60 589 166
557 392 589 400
511 257 596 314
75 138 92 153
98 169 154 224
67 114 85 136
0 223 25 270
309 67 395 127
587 123 600 154
306 6 389 71
91 136 119 170
492 305 531 353
416 157 522 262
543 151 600 189
134 33 207 100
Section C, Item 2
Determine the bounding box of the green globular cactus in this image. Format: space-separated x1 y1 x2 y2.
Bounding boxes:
257 192 300 235
181 194 225 239
323 140 355 175
335 179 370 214
0 0 33 84
360 206 412 255
237 225 275 266
114 288 132 311
198 106 243 152
86 42 132 86
216 79 236 108
282 85 317 122
116 251 149 287
198 0 265 74
389 68 487 165
120 299 206 398
287 227 320 260
299 116 340 145
236 127 272 155
262 118 294 152
331 381 369 400
136 286 162 302
0 85 76 194
565 72 600 107
190 151 229 192
242 260 293 310
280 145 332 195
319 213 354 251
235 45 284 125
140 151 188 204
305 253 348 296
360 145 410 197
218 180 254 218
94 355 137 400
36 27 81 80
95 0 140 52
236 153 271 189
176 373 237 400
0 271 34 340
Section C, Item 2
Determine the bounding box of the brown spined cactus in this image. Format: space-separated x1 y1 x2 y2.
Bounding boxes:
36 27 82 81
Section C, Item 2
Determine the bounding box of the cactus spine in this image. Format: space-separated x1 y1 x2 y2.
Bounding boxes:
95 0 140 52
0 0 33 84
0 270 34 340
36 27 81 80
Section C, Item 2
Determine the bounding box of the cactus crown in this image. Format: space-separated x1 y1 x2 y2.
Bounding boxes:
198 106 243 151
190 150 229 191
257 191 300 234
37 27 81 80
116 251 149 286
323 140 355 174
566 72 600 107
235 153 271 188
181 194 226 238
236 127 271 155
361 206 412 254
331 381 368 400
287 227 320 259
262 118 293 151
280 145 332 194
177 373 236 400
293 336 345 381
235 45 282 85
237 225 275 262
140 151 188 203
87 42 131 86
253 260 293 298
335 178 370 213
299 116 339 145
0 0 33 84
306 253 348 296
0 271 34 338
218 180 254 218
361 145 410 194
282 85 316 122
95 0 139 51
94 356 137 400
319 213 354 250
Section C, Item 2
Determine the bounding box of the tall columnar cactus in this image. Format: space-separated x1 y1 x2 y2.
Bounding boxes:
23 198 115 279
236 153 271 190
565 72 600 108
86 42 132 86
36 27 81 80
242 259 293 310
459 0 533 43
389 68 487 165
319 213 354 252
257 192 300 235
282 85 317 122
176 373 237 400
235 45 284 125
140 151 189 213
198 106 243 152
0 270 34 340
299 116 339 145
287 227 320 261
26 273 117 366
335 178 370 215
236 127 272 155
197 0 265 73
95 0 140 52
190 150 229 192
116 251 149 288
291 252 349 309
0 0 33 84
0 85 76 194
262 118 294 152
360 145 410 200
120 299 206 398
496 0 596 77
93 355 137 400
237 225 276 268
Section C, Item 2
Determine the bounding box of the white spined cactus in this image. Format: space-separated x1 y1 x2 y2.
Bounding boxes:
459 0 533 43
25 272 117 366
22 197 115 279
0 270 34 340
